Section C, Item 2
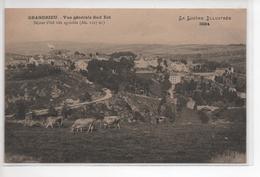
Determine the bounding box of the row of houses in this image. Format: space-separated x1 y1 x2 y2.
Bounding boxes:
6 51 113 72
134 56 239 99
135 56 234 75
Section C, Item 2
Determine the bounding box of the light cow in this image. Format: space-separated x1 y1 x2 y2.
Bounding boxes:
23 115 45 127
71 118 96 133
45 116 63 128
103 116 121 129
24 119 45 127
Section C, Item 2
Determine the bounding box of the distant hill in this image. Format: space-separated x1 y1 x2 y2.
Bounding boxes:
6 41 246 61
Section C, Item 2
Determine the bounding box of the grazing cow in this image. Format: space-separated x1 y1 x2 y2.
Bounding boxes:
30 120 45 127
95 118 104 129
45 116 63 128
24 119 45 127
23 116 32 127
103 116 121 129
71 118 96 133
23 113 45 127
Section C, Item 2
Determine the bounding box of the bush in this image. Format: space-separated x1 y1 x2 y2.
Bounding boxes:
10 64 62 81
48 105 58 116
198 111 210 124
210 150 246 163
14 100 28 120
87 57 135 91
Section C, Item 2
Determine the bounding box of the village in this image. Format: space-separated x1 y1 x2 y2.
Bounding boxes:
6 45 246 120
5 44 246 163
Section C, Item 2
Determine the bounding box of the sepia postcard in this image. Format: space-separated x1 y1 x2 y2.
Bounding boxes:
4 8 247 163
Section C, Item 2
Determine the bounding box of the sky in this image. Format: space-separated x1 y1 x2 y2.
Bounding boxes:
5 8 246 45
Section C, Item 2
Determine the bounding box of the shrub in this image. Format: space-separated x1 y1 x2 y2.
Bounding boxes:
14 100 28 120
48 105 58 116
210 150 246 163
198 110 210 124
10 64 62 80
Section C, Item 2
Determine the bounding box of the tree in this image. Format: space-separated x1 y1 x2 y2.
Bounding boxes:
31 111 37 120
69 61 76 71
164 102 176 122
157 58 162 65
110 51 137 60
15 100 27 120
180 59 187 65
156 58 163 73
61 103 70 119
160 72 171 98
48 104 58 116
87 56 136 92
163 60 168 67
198 110 210 124
74 51 80 55
193 91 204 105
27 63 36 70
80 92 92 102
176 95 187 113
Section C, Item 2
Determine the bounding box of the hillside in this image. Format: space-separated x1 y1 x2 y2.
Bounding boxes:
5 65 103 114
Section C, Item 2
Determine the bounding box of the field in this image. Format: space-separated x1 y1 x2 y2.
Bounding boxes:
5 119 246 163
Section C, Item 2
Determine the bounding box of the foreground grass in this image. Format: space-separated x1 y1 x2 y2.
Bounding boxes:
210 150 246 163
5 121 246 163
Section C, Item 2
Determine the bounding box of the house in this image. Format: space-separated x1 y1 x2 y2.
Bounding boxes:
193 72 216 81
28 57 39 66
169 62 189 72
215 68 226 76
6 57 27 66
169 74 182 85
215 67 234 76
34 54 46 64
168 72 186 98
96 56 109 61
47 59 55 65
75 60 88 71
135 57 148 69
134 57 157 69
186 97 196 110
229 87 237 92
237 92 246 99
146 58 158 68
226 67 234 73
65 98 80 105
191 63 203 71
187 60 193 66
197 105 219 112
